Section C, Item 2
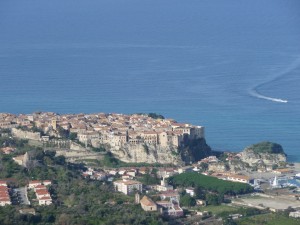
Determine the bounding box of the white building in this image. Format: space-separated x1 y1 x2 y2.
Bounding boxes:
185 187 195 197
227 174 250 184
113 180 142 195
289 211 300 218
0 181 7 187
28 180 42 189
43 180 52 186
156 178 173 192
38 196 52 205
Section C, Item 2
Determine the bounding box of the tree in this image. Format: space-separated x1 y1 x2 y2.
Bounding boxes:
69 132 77 141
168 172 253 195
199 162 208 171
54 155 66 165
180 194 196 207
194 187 205 199
57 126 70 139
205 193 222 205
148 113 165 119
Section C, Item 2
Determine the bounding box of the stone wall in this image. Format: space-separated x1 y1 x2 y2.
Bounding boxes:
12 128 41 141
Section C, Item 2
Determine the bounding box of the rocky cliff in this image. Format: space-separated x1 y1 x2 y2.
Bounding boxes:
92 138 212 166
180 138 212 164
240 142 286 166
107 143 183 165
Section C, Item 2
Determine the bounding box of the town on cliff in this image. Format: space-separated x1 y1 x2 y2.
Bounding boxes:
1 112 300 225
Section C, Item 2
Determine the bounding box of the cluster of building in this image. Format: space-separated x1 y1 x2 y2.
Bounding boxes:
0 112 204 148
80 166 185 217
82 168 107 181
113 178 184 217
82 166 185 183
28 180 52 205
139 190 184 217
0 180 11 206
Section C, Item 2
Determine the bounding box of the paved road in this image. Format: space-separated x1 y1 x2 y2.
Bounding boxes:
13 187 30 205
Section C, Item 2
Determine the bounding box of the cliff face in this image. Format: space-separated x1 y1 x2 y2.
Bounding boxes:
180 138 212 164
93 138 212 165
107 143 184 165
241 148 286 166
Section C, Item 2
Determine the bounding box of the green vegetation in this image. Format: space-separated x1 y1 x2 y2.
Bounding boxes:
143 144 150 155
180 193 196 207
197 204 238 215
147 113 165 120
249 142 285 154
236 213 300 225
196 204 263 225
68 132 77 141
138 168 160 185
82 152 171 168
57 126 70 139
180 138 212 163
0 146 166 225
0 154 26 183
205 193 223 205
136 113 165 120
17 125 44 135
168 172 253 196
0 135 29 149
91 145 106 152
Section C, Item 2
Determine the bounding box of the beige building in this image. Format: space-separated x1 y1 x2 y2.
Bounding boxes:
227 174 250 184
13 152 29 167
140 196 157 211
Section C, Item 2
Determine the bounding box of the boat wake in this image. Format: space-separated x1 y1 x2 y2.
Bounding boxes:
250 55 300 103
249 90 288 103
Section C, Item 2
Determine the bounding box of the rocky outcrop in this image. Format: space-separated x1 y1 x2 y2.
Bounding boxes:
228 159 251 172
90 137 212 165
240 143 286 167
208 162 227 172
108 143 184 165
180 138 212 164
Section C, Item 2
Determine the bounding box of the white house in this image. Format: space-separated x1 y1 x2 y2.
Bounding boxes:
227 174 250 184
0 181 7 187
113 180 142 195
35 189 51 199
185 187 195 197
43 180 52 186
38 196 52 205
28 180 42 189
289 211 300 218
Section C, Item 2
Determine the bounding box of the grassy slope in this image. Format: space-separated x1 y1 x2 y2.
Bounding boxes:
237 213 300 225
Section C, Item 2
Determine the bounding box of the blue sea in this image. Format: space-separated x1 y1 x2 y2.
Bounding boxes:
0 0 300 161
